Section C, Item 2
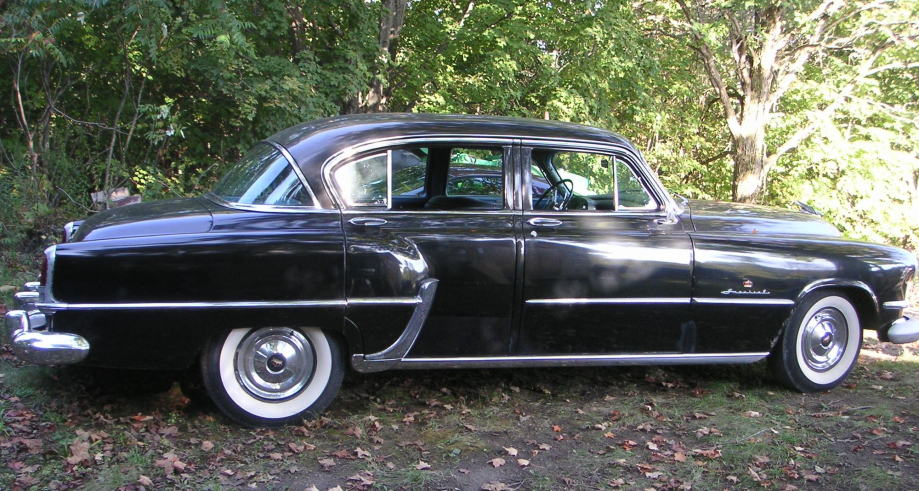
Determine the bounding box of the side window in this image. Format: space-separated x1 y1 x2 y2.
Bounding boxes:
333 152 389 207
446 147 504 208
392 148 428 197
533 150 657 211
211 144 314 207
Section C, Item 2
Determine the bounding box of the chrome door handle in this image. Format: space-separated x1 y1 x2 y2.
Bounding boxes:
527 217 563 227
348 217 387 227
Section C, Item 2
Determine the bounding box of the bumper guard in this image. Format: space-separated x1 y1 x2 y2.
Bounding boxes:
4 282 89 365
883 316 919 345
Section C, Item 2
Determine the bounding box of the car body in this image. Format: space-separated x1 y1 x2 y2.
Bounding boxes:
6 114 918 426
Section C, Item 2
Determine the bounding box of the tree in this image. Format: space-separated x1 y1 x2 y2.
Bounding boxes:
671 0 919 203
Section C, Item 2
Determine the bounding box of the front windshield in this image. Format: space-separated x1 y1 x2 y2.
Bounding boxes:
210 144 312 207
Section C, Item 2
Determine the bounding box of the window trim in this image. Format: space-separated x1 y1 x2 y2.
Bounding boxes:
205 140 320 213
322 136 517 211
520 140 675 217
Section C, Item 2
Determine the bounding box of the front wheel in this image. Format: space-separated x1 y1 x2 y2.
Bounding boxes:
201 327 344 427
769 291 862 392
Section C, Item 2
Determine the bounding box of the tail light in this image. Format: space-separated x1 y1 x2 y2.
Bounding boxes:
39 254 48 286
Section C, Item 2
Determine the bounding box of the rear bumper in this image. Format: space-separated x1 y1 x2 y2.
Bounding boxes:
4 283 89 365
882 316 919 345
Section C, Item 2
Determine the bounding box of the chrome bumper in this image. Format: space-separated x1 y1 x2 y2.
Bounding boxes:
883 316 919 345
4 283 89 365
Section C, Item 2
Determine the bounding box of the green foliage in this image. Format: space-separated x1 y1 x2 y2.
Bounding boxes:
0 0 916 253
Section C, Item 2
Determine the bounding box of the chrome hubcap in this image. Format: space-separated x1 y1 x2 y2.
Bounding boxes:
235 328 315 401
801 308 848 372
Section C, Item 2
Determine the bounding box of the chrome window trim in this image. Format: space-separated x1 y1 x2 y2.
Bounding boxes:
519 138 681 216
263 140 319 208
321 135 518 210
527 297 690 305
206 141 321 213
883 300 912 310
693 298 795 306
340 209 517 217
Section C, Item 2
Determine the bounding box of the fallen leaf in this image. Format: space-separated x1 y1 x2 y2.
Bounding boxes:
646 441 659 451
138 476 153 486
355 447 371 458
318 458 336 470
743 411 762 418
604 432 616 439
693 412 708 420
608 410 622 421
517 459 530 467
416 460 431 470
488 457 506 468
66 441 91 465
201 441 214 451
608 478 625 488
552 425 562 432
481 482 511 491
504 447 518 456
674 452 687 462
538 443 552 451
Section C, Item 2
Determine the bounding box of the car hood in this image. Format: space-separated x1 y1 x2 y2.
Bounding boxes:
71 197 214 242
686 200 841 237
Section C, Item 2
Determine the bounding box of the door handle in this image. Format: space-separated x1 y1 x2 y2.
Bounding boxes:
348 217 388 227
527 217 563 227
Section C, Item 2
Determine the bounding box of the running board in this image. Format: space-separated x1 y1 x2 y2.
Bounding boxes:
351 351 768 373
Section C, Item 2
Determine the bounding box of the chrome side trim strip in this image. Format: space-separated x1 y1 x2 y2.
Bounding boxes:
36 294 427 312
360 279 437 372
37 300 349 312
352 352 768 372
527 297 690 305
349 297 422 306
883 300 912 310
693 298 795 306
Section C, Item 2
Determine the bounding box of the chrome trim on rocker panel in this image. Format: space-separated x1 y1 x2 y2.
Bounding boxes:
351 279 439 373
527 297 691 305
321 135 518 209
883 300 912 310
693 298 795 306
354 352 768 372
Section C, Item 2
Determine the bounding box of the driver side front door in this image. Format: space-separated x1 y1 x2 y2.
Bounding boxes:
516 144 694 355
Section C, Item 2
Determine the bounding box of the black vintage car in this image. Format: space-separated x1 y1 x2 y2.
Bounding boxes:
6 114 918 427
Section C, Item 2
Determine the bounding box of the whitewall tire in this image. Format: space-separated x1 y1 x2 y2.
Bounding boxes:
770 291 862 393
201 327 344 427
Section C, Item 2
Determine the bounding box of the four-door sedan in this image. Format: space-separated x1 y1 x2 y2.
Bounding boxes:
5 114 918 427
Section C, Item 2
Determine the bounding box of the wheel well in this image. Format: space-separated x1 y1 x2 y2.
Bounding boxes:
808 286 879 331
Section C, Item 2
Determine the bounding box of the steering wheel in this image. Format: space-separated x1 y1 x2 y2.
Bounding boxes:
534 179 574 211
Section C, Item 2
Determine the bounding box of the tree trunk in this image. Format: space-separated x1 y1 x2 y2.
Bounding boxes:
730 127 767 203
365 0 406 113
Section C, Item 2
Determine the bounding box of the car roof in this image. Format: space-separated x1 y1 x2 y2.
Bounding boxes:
268 113 632 168
266 114 635 208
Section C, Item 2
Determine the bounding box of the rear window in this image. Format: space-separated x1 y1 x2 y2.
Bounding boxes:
210 144 313 207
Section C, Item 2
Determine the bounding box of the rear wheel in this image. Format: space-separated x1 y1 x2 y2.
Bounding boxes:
769 291 862 392
201 327 343 427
